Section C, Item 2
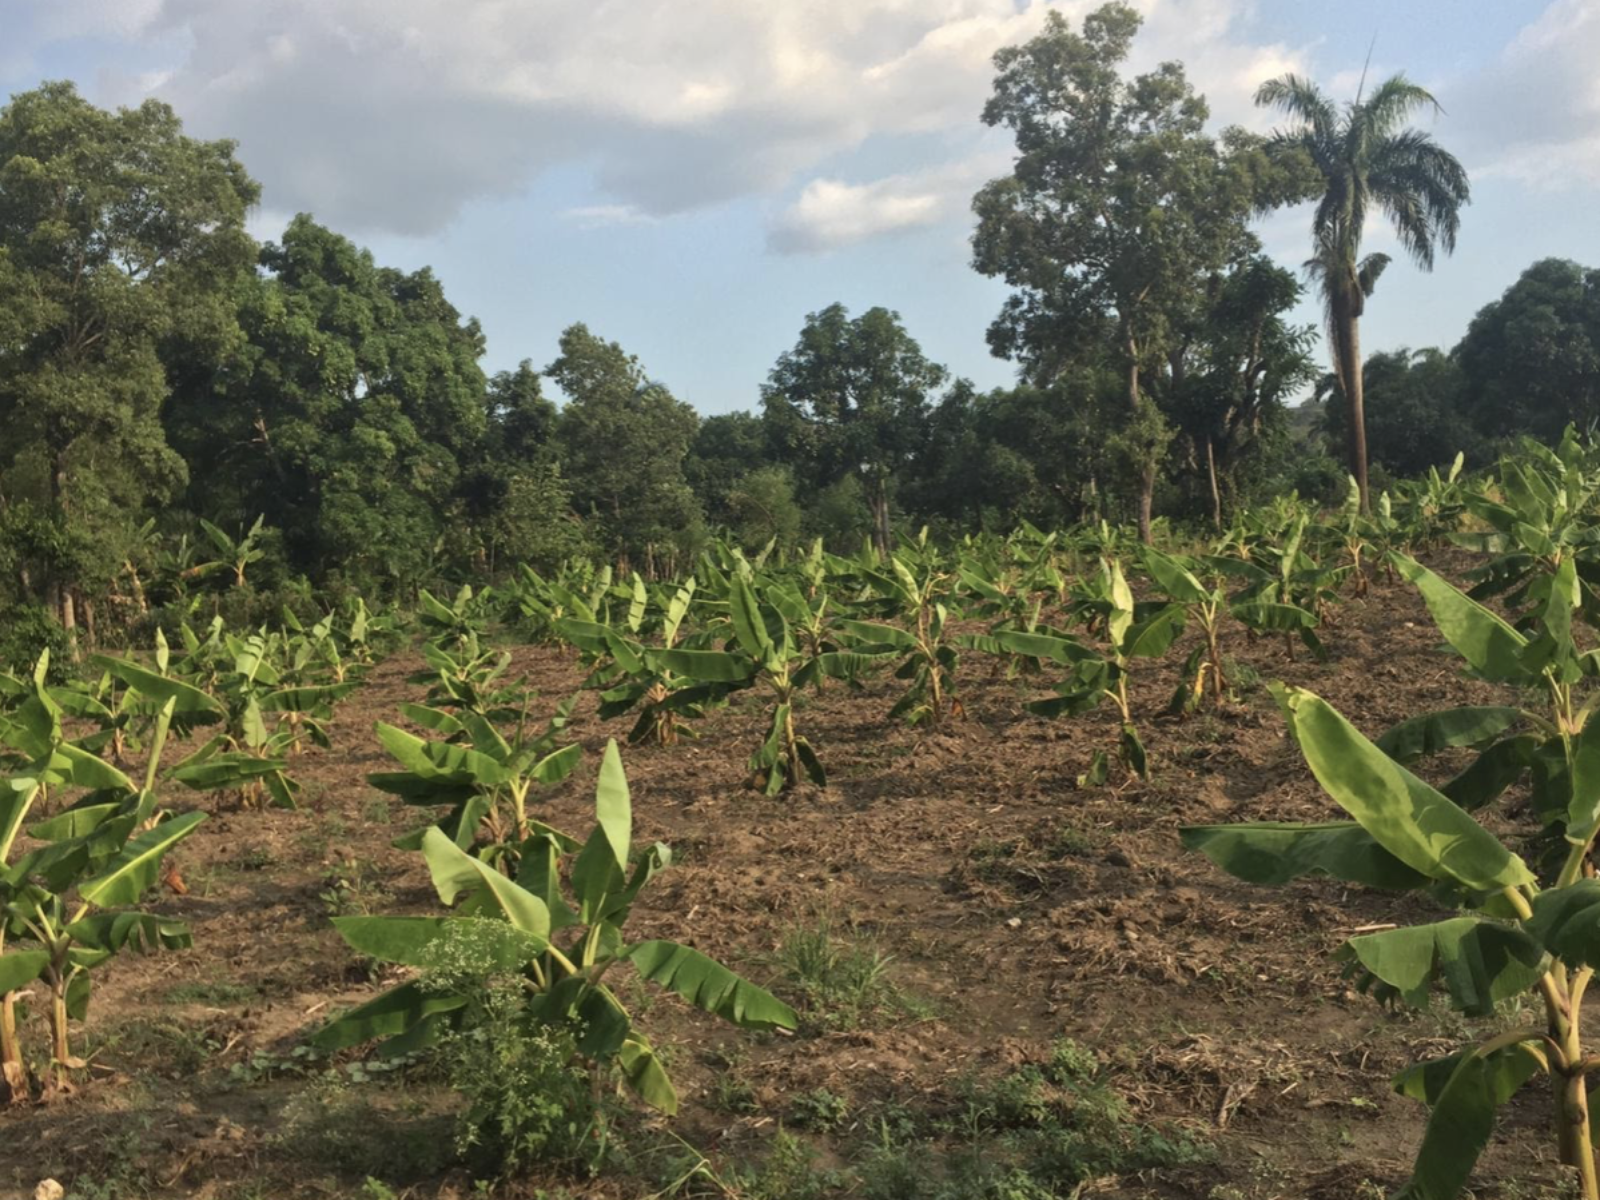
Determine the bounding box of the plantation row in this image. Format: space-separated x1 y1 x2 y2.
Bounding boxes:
7 432 1600 1195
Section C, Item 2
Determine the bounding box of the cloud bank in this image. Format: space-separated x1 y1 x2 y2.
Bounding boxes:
7 0 1594 253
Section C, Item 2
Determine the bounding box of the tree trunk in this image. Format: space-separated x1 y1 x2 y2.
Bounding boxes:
869 476 892 558
1205 436 1222 530
59 589 78 663
1335 301 1370 515
1124 354 1155 545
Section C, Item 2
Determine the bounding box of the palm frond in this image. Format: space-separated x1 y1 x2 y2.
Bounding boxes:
1356 253 1390 296
1367 129 1470 263
1255 74 1338 142
1358 75 1443 140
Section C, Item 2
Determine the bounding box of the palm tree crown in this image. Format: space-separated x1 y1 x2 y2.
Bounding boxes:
1256 71 1469 510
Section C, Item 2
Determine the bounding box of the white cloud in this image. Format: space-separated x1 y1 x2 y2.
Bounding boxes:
769 153 1007 254
7 0 1313 239
1448 0 1600 188
562 204 658 230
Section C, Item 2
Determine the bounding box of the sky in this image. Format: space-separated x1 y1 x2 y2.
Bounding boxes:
2 0 1597 413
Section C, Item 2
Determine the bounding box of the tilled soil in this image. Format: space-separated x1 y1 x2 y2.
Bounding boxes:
0 558 1579 1198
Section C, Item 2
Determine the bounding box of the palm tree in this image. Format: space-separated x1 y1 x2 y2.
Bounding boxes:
1256 73 1469 512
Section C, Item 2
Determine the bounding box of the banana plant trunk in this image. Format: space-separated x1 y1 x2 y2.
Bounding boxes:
1206 623 1226 705
1 992 25 1103
47 972 71 1089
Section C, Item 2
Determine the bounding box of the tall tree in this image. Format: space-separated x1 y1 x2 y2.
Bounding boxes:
685 411 777 527
762 303 945 554
169 215 488 586
1255 71 1469 512
459 360 582 574
1455 258 1600 443
1320 347 1471 478
0 82 259 634
972 4 1261 542
549 324 701 575
1170 257 1317 526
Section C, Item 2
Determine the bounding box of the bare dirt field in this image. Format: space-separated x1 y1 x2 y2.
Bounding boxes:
1 558 1574 1199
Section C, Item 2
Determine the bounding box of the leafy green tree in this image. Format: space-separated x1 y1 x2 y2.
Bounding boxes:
762 303 946 554
549 325 702 575
973 4 1264 542
459 360 584 574
910 375 1122 532
168 216 488 588
0 82 259 636
1321 348 1473 479
685 411 777 527
1168 257 1317 525
1455 258 1600 444
487 360 560 462
1254 71 1470 512
726 465 803 551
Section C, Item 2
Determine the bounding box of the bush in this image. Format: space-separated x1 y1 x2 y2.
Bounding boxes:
441 982 601 1177
0 604 72 678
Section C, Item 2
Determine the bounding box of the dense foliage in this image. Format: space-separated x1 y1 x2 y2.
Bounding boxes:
0 9 1576 670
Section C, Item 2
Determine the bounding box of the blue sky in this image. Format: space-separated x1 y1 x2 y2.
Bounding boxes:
4 0 1597 413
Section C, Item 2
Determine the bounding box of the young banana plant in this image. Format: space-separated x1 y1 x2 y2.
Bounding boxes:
1185 549 1600 1199
314 741 798 1117
368 698 583 866
193 514 267 589
1217 515 1334 661
174 628 313 808
1454 430 1600 622
556 578 723 747
1183 685 1600 1200
994 558 1184 780
1 651 207 1098
838 554 961 727
1143 548 1230 713
660 575 871 794
1406 450 1468 549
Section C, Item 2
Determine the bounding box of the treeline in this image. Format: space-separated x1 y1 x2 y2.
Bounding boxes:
1314 257 1600 479
0 11 1592 655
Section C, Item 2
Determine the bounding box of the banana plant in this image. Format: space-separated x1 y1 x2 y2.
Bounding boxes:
837 554 961 727
193 514 267 589
660 575 872 793
407 628 532 721
171 628 313 808
1454 431 1600 624
1143 548 1230 713
1 653 205 1098
994 557 1184 780
314 741 798 1117
1335 476 1373 597
1404 450 1469 548
416 584 494 648
92 639 293 800
506 560 613 644
1381 552 1600 853
556 578 726 747
368 698 583 865
1218 515 1334 661
1182 683 1600 1200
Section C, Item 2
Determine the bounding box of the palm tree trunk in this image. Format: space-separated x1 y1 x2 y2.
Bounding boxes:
1336 301 1370 515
